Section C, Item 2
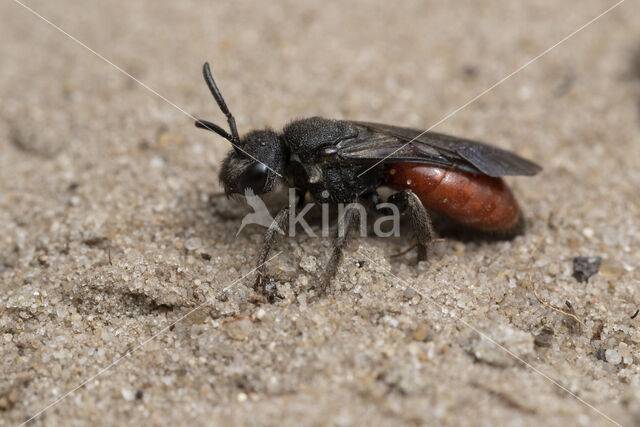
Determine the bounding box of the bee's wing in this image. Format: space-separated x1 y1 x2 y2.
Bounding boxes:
338 121 542 177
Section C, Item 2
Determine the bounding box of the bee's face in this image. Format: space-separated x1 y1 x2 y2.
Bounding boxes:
219 129 287 195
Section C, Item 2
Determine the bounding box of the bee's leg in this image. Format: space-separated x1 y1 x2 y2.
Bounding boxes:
388 189 434 261
253 207 290 299
317 204 361 296
295 188 307 209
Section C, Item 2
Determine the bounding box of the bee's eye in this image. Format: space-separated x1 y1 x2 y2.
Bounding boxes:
239 162 269 193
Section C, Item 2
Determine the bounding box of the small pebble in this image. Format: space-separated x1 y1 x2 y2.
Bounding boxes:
225 318 253 341
605 349 622 365
572 256 602 283
547 264 560 276
403 287 417 300
254 308 266 320
121 388 135 401
533 327 554 348
185 237 203 251
599 259 625 279
412 323 431 342
582 227 595 238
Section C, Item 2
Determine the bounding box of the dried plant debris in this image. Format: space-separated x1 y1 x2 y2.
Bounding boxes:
572 256 602 283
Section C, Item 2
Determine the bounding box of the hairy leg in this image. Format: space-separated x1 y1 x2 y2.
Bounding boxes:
317 204 361 295
388 189 434 261
254 207 290 297
252 188 308 299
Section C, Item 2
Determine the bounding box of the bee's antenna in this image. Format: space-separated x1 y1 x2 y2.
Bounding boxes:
195 119 233 141
195 62 241 154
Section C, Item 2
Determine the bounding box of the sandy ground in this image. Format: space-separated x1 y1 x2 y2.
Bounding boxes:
1 1 640 426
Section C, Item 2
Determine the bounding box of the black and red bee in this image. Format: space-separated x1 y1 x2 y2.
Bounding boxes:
195 62 541 298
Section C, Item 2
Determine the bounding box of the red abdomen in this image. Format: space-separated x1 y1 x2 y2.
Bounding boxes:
385 163 521 232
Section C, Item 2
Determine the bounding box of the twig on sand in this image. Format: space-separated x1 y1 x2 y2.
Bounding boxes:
526 218 587 330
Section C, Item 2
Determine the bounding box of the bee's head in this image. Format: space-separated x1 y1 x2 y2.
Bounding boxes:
194 62 287 196
219 129 286 195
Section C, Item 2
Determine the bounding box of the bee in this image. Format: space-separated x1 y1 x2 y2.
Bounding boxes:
195 62 541 299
